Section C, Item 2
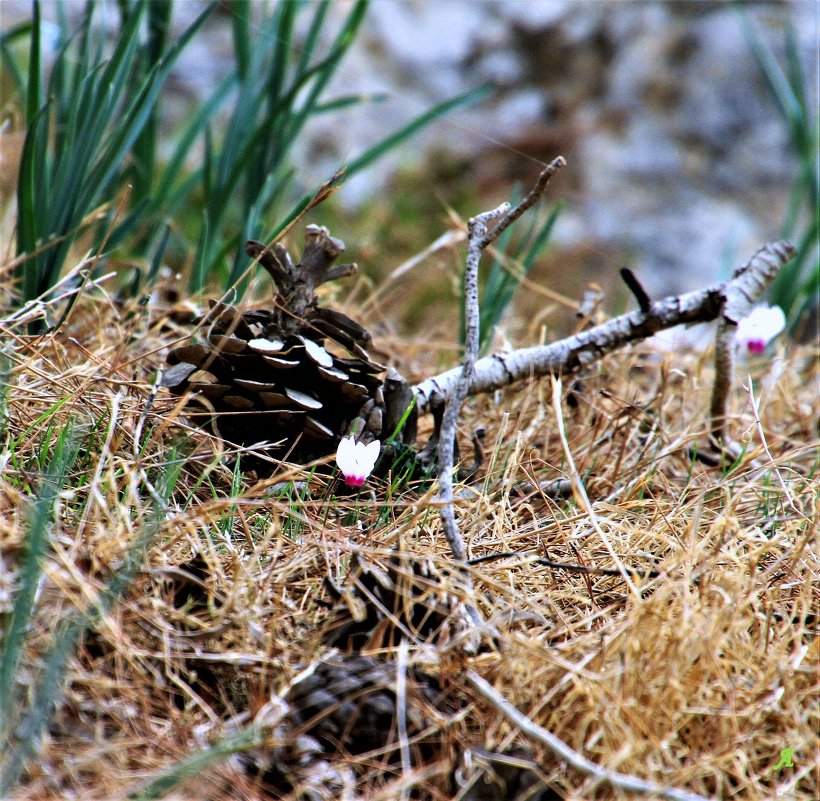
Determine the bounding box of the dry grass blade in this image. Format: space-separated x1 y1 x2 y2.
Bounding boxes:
551 377 639 597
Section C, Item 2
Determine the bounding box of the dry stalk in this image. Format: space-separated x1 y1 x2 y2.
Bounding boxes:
550 377 640 597
395 640 411 801
743 375 807 520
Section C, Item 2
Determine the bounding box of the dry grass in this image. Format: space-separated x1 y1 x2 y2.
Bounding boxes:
0 284 817 801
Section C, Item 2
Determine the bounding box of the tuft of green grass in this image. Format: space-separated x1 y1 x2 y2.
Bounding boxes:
8 0 213 316
0 425 81 732
127 726 267 800
0 424 82 792
2 0 491 309
0 414 187 795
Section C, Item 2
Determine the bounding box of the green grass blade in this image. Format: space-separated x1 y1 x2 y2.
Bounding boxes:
477 201 561 353
203 123 214 203
75 0 99 92
295 0 330 77
313 91 389 114
191 211 211 294
152 70 236 211
784 25 809 128
277 0 368 148
97 1 147 106
740 13 801 130
24 0 42 125
266 0 297 112
0 425 81 738
0 444 184 794
0 350 11 435
15 101 51 298
231 0 252 80
147 223 172 287
0 614 84 793
521 204 561 269
146 0 173 62
83 4 215 207
127 727 266 800
227 175 276 287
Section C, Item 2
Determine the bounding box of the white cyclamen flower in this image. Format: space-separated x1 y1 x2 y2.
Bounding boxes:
336 436 380 488
735 304 786 355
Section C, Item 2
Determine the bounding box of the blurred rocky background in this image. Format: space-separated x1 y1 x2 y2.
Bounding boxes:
312 0 817 303
2 0 816 329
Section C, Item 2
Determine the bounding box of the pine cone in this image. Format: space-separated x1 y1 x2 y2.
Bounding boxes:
244 653 447 798
285 653 445 756
161 226 416 472
456 748 560 801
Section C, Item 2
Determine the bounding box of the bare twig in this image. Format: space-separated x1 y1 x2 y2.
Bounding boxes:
468 551 662 579
476 156 567 248
415 240 795 415
465 670 711 801
436 202 508 564
436 158 566 586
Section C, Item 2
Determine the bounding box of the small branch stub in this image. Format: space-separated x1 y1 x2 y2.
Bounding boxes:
620 267 652 313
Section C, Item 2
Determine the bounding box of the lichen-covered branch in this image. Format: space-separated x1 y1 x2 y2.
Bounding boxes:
436 203 508 564
415 240 794 415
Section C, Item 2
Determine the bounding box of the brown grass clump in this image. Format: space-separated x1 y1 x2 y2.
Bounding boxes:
0 286 817 801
